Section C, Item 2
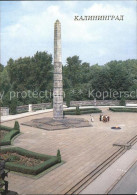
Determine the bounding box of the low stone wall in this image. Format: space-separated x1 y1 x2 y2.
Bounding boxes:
70 100 137 106
126 100 137 104
0 107 9 116
15 100 137 114
16 103 51 113
16 105 29 113
32 103 51 111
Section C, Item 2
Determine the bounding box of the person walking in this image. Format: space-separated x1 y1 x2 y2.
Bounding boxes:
90 115 94 122
91 116 94 122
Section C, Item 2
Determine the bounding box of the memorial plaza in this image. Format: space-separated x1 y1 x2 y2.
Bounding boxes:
1 107 137 194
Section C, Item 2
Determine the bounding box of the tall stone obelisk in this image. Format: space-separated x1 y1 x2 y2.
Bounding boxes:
53 20 63 120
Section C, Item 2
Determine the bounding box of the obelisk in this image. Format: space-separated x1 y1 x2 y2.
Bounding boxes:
53 20 63 120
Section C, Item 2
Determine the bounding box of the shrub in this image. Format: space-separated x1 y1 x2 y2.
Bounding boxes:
14 121 20 131
17 110 28 114
0 179 5 193
57 149 61 163
76 106 81 115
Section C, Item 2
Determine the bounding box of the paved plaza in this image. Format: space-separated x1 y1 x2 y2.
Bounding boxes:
80 141 137 194
1 107 137 194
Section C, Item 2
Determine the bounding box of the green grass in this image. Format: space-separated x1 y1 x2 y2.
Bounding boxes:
0 124 20 146
1 147 61 175
109 107 137 112
64 108 102 115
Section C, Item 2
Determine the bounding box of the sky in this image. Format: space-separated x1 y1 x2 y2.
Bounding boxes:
0 1 137 66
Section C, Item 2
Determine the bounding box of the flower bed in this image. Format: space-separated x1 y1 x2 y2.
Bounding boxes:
0 147 61 175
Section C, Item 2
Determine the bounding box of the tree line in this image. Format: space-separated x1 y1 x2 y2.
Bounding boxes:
0 51 137 111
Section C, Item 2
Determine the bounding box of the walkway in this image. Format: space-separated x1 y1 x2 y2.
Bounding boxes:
81 142 137 194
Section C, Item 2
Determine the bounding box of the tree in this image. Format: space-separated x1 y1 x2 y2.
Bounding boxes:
0 63 4 72
66 91 71 107
119 96 126 106
65 56 82 86
0 68 11 94
1 51 137 108
9 99 17 115
6 51 53 105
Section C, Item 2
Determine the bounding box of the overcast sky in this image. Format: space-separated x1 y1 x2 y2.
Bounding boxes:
1 1 136 66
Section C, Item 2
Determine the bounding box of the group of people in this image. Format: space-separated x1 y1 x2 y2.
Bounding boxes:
99 114 110 122
90 114 110 123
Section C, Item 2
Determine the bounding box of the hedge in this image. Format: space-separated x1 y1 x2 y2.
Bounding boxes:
0 125 13 131
109 107 137 112
17 110 28 114
1 147 61 175
0 122 20 146
64 108 102 115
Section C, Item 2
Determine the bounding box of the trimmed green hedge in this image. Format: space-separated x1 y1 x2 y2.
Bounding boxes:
109 107 137 112
0 122 20 146
0 125 13 131
17 110 28 114
64 108 102 115
1 147 61 175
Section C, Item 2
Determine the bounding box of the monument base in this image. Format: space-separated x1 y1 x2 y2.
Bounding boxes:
22 117 92 130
